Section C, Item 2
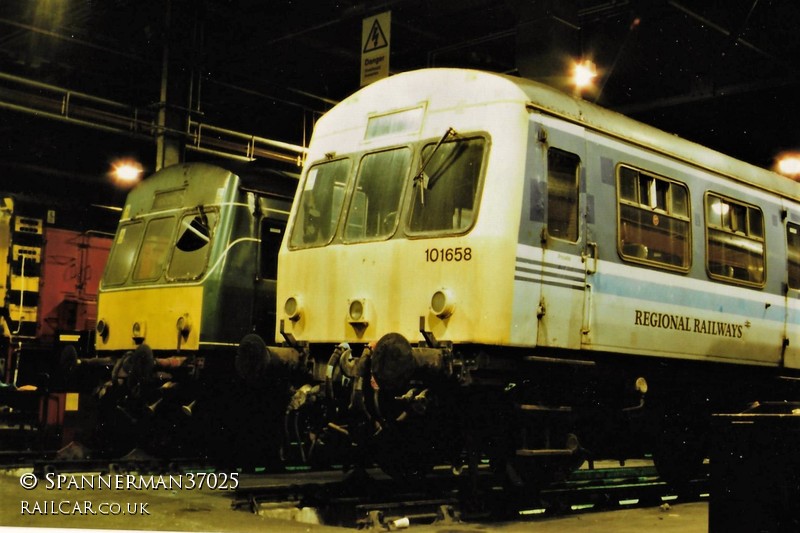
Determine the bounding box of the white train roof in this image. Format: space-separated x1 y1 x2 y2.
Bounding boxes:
320 68 799 201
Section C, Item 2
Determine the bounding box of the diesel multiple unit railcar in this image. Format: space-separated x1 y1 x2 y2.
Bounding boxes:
93 161 297 460
266 68 800 485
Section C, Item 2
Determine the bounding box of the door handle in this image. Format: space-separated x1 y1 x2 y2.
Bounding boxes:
583 241 598 274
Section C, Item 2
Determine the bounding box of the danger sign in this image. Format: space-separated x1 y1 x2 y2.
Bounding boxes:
360 11 391 86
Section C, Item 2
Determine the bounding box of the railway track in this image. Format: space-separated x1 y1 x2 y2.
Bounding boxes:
0 445 220 476
233 461 709 529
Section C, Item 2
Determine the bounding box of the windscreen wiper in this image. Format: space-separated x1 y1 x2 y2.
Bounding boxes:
413 127 457 206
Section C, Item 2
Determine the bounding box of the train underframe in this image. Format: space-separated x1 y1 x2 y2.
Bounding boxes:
73 344 291 468
272 328 800 489
72 329 799 487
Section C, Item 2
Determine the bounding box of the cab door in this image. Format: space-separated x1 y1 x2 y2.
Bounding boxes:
535 119 588 350
252 196 289 342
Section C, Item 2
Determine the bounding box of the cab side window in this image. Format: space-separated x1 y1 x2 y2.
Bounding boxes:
260 219 286 280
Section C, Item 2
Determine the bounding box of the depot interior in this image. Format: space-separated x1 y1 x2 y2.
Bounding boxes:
1 0 799 226
2 2 800 530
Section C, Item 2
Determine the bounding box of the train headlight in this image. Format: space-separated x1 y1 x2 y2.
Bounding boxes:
347 298 369 325
284 296 303 322
430 289 456 319
96 319 109 343
132 321 147 343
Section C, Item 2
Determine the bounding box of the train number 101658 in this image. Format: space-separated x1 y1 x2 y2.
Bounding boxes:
425 247 472 263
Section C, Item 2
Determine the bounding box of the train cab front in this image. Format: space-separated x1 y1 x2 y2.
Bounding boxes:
275 75 530 475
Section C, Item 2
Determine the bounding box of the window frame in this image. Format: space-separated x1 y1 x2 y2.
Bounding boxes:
788 221 800 291
341 145 412 244
165 208 219 282
616 164 692 273
259 216 287 281
287 157 352 250
405 133 489 238
704 191 766 288
102 220 145 287
131 215 176 283
545 147 581 243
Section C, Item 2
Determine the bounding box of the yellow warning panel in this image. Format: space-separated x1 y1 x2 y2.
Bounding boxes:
10 274 39 292
15 216 43 235
65 392 80 412
12 245 41 263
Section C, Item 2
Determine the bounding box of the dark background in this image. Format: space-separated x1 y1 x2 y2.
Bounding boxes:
1 0 798 229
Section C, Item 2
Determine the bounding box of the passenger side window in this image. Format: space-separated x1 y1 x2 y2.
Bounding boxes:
547 148 580 242
705 193 765 286
617 165 690 270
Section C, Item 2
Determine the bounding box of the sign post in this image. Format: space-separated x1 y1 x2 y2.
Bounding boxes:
360 11 391 86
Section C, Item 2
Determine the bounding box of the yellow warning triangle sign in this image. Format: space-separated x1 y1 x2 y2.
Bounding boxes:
363 18 388 53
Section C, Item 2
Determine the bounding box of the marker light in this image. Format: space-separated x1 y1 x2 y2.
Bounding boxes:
284 296 302 321
430 289 456 319
348 298 369 325
96 319 109 342
132 321 147 341
176 314 192 336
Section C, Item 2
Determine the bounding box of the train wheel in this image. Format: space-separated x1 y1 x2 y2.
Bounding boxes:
651 412 707 490
370 422 438 482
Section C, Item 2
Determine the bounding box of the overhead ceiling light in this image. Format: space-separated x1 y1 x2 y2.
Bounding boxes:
776 152 800 179
110 158 144 185
571 59 597 92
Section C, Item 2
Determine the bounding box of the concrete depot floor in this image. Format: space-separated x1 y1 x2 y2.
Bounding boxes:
0 468 709 533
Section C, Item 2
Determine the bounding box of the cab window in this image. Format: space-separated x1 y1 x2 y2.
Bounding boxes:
344 148 411 242
133 217 175 282
168 210 218 281
408 137 485 234
289 159 351 248
103 221 144 286
705 193 764 286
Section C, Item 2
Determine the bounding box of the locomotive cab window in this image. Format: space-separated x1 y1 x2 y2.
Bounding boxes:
289 158 351 249
168 209 218 281
408 137 485 234
547 148 580 242
705 193 765 286
788 223 800 290
617 166 690 270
